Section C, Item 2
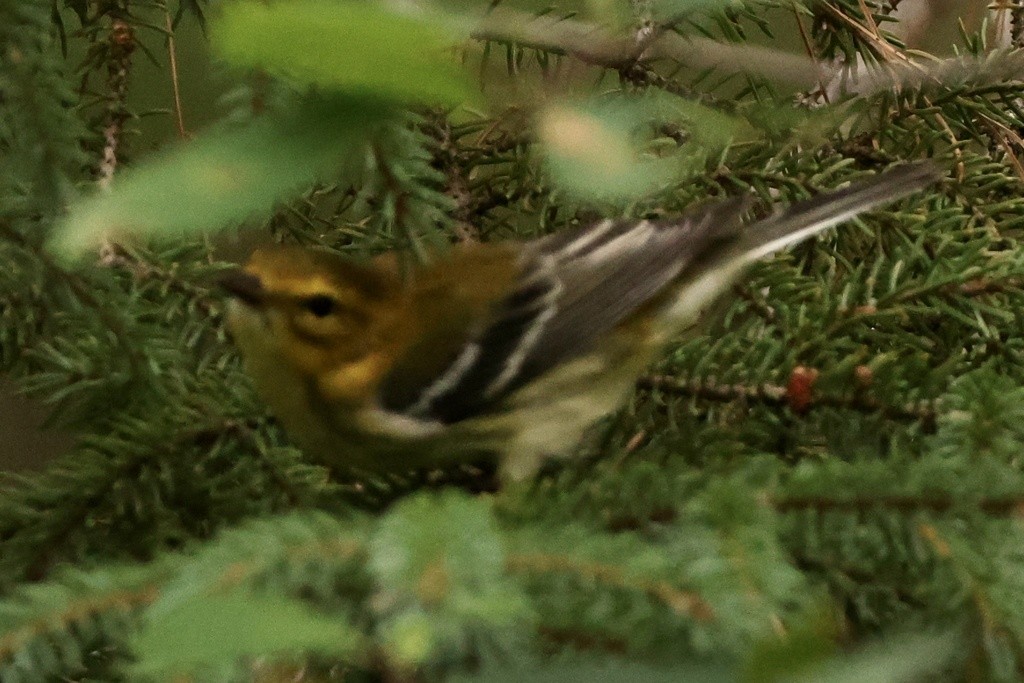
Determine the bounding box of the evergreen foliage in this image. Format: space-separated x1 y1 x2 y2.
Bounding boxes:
3 0 1024 680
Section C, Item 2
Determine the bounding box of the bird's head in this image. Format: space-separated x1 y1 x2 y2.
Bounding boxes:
220 247 405 400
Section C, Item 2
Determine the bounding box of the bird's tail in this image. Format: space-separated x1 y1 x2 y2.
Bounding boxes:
736 161 942 264
660 161 942 332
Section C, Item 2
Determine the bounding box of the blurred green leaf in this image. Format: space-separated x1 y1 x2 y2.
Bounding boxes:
744 621 958 683
539 103 673 202
454 659 736 682
370 491 532 666
371 491 508 598
743 608 837 683
651 0 744 22
539 94 752 202
212 0 474 106
49 98 383 260
132 590 364 677
788 631 959 683
663 97 753 151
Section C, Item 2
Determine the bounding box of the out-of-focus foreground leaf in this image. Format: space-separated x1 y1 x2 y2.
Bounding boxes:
131 589 364 677
539 94 754 202
49 99 383 260
212 0 474 106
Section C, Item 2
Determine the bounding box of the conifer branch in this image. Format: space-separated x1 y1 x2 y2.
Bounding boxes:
472 11 819 88
817 1 912 65
617 62 702 101
163 6 187 139
506 553 714 621
431 118 478 242
4 451 165 583
0 0 84 209
773 494 1024 515
213 536 366 592
96 15 135 190
97 243 219 316
0 416 277 583
0 221 145 376
537 625 630 653
0 584 157 665
7 0 1024 678
732 283 777 323
636 374 939 426
789 552 925 607
916 522 1005 648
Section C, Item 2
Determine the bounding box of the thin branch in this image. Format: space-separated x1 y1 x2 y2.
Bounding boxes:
506 552 714 621
818 1 914 65
980 113 1024 184
637 374 938 427
163 6 187 139
855 0 886 42
96 16 135 190
4 417 270 583
471 10 820 89
617 62 701 101
0 585 158 662
0 221 146 377
921 95 965 182
1013 0 1024 48
773 494 1024 515
98 243 219 315
792 5 831 105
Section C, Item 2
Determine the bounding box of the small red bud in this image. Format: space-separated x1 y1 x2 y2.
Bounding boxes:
625 430 648 453
786 366 819 414
854 365 873 389
111 20 134 49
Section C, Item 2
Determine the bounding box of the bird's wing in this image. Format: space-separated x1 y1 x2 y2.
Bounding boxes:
378 252 563 424
378 162 940 425
377 199 746 424
514 162 940 387
517 197 751 380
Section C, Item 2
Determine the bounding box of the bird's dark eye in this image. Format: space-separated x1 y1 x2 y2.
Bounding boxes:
303 295 338 318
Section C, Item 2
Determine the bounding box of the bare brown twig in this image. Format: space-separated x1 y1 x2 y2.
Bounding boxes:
773 494 1024 515
471 10 820 89
636 374 938 427
506 552 714 621
164 7 187 139
96 16 134 190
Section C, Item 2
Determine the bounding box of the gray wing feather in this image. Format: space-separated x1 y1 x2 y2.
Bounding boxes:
378 206 736 424
396 254 563 424
513 197 751 384
383 162 939 424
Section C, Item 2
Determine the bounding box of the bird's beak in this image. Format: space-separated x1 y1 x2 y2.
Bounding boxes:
218 270 267 307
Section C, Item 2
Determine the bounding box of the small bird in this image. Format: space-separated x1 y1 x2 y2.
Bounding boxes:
221 163 939 482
